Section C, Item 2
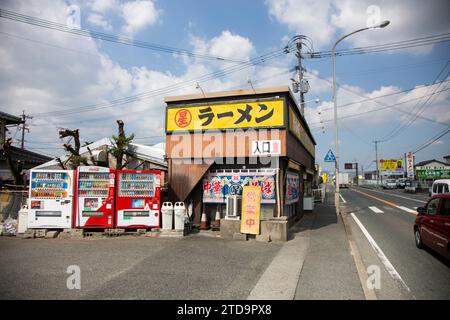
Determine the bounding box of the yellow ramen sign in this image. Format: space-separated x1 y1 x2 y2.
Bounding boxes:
166 99 284 132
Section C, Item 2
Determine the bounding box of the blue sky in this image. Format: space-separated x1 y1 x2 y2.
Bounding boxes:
1 0 449 173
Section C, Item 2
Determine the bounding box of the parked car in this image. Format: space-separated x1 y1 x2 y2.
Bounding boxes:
396 178 407 189
429 179 450 197
404 180 417 193
414 193 450 260
382 179 397 189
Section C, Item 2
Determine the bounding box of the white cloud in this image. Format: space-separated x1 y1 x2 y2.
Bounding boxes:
87 13 113 31
90 0 117 13
1 0 285 153
121 0 161 35
266 0 450 52
304 77 450 131
266 0 335 48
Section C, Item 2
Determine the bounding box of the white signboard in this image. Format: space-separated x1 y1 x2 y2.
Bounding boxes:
251 140 281 156
406 152 414 179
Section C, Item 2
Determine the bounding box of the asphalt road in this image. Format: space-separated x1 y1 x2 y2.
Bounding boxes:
0 235 281 299
341 186 450 300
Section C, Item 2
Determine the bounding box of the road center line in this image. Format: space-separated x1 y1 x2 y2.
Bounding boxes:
350 213 412 294
351 188 417 216
357 187 426 204
369 206 383 213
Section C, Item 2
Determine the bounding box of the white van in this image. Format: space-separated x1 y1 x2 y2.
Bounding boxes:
429 179 450 197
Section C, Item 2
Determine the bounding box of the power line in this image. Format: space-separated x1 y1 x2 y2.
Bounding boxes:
306 71 450 127
379 61 450 142
31 48 289 118
317 78 450 114
0 8 246 63
413 127 450 153
308 32 450 59
44 66 296 127
308 86 450 127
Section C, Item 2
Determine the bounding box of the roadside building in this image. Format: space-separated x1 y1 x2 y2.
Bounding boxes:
0 111 51 184
164 86 316 227
414 158 450 183
34 137 168 190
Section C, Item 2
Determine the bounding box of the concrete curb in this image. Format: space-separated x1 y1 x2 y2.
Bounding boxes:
247 214 314 300
340 211 377 300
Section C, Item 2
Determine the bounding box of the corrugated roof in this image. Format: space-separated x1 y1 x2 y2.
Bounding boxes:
34 137 166 169
0 110 23 125
0 146 51 164
414 159 449 167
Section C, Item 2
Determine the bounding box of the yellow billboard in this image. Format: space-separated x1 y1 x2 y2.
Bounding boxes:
240 186 261 235
166 99 284 132
379 159 404 173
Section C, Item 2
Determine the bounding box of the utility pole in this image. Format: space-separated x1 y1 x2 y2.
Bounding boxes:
295 40 306 116
19 110 33 150
374 140 380 187
287 35 310 117
355 162 359 186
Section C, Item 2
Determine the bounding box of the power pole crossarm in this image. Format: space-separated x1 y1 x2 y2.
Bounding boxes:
19 110 33 150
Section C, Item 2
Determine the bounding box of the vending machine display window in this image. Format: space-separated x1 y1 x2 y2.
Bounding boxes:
31 172 69 199
28 170 74 229
115 170 161 229
118 173 155 197
75 167 115 229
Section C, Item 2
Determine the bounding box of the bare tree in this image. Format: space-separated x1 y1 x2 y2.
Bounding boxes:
110 120 134 170
58 128 88 169
2 138 24 187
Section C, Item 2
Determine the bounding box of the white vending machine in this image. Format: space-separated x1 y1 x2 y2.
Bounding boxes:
28 169 74 229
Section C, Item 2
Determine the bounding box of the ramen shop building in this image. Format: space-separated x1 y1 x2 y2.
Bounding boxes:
164 86 316 228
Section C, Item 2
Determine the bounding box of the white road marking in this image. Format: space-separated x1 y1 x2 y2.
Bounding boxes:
339 193 347 203
369 206 383 213
359 188 426 203
350 213 411 293
397 206 417 214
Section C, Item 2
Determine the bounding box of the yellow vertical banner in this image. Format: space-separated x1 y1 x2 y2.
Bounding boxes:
240 186 261 235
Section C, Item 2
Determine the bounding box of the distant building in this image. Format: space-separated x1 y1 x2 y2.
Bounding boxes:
414 159 450 170
414 158 450 181
0 111 51 183
443 155 450 165
34 137 168 188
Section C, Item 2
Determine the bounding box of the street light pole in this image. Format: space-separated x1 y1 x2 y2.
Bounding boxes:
332 20 390 214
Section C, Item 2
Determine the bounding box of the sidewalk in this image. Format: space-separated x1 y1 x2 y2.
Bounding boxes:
294 192 365 299
248 189 366 300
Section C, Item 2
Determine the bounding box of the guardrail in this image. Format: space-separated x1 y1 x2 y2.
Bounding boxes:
312 185 326 203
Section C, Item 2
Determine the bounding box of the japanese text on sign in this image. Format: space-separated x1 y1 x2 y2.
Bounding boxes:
251 140 281 156
166 100 284 132
203 170 276 204
240 186 261 235
288 107 315 157
379 159 404 173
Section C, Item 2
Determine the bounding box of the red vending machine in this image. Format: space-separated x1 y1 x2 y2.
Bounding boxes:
74 166 115 229
115 170 161 229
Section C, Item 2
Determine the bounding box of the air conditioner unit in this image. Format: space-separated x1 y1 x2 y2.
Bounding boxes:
226 195 242 219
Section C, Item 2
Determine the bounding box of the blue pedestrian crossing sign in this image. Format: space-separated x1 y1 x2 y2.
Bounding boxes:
324 149 336 162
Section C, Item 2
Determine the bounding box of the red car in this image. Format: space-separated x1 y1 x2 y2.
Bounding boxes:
414 193 450 260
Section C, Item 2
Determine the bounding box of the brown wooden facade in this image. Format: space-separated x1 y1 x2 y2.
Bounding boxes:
164 86 316 225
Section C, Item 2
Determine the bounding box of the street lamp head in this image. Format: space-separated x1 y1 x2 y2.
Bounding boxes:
373 20 390 29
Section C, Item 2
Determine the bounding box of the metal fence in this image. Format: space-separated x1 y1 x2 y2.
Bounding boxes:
0 190 28 221
312 184 326 203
